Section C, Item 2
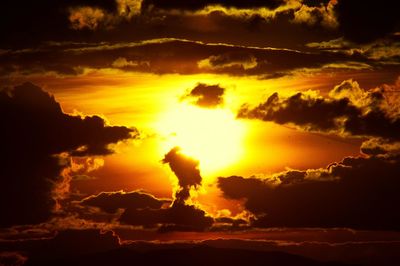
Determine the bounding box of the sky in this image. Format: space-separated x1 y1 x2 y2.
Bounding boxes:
1 0 400 265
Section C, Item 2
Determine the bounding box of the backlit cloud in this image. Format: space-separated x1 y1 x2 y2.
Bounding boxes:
0 82 136 227
182 83 225 108
218 151 400 229
238 79 400 140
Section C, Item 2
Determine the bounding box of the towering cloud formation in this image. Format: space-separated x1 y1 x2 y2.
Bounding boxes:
238 80 400 140
182 83 225 108
115 147 213 231
162 147 202 203
0 82 136 227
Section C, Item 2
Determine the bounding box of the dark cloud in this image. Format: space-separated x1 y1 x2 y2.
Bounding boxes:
238 79 400 140
0 2 337 51
334 1 400 43
96 147 214 231
2 237 355 266
302 0 332 8
120 202 214 231
214 217 248 227
0 252 27 266
0 82 136 227
141 0 284 12
0 0 122 48
1 229 121 262
218 152 400 230
162 147 202 204
80 191 168 213
0 39 380 78
182 83 225 108
360 138 400 156
70 147 213 232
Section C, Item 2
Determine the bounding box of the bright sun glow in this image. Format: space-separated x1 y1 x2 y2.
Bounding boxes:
155 104 246 177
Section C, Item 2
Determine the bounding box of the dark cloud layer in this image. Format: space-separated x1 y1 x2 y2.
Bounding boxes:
238 79 400 140
80 191 167 213
2 0 399 54
120 202 214 231
183 83 225 108
0 39 380 78
141 0 284 12
0 82 135 227
218 152 400 230
2 232 355 266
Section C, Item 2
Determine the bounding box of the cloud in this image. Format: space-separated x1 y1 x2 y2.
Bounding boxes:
182 83 225 108
306 36 400 64
238 79 400 140
68 0 142 30
292 0 338 29
68 146 214 232
82 147 214 231
218 152 400 230
1 229 121 262
1 38 377 78
198 52 258 71
0 252 27 266
80 191 168 213
141 0 285 12
119 203 214 231
68 6 108 30
111 57 149 68
162 147 202 204
3 235 362 266
334 1 400 43
360 138 400 157
48 229 121 255
0 82 136 228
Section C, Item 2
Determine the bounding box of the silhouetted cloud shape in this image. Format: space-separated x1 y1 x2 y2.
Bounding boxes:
80 191 168 213
106 147 213 231
162 147 202 204
183 83 225 108
120 202 214 231
76 146 212 231
218 152 400 230
0 82 136 227
238 79 400 140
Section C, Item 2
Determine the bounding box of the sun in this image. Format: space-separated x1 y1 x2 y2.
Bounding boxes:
155 103 246 177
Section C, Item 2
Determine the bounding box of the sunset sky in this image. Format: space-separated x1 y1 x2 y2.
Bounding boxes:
1 1 400 265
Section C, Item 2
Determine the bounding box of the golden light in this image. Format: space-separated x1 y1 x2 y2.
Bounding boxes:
155 103 246 178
